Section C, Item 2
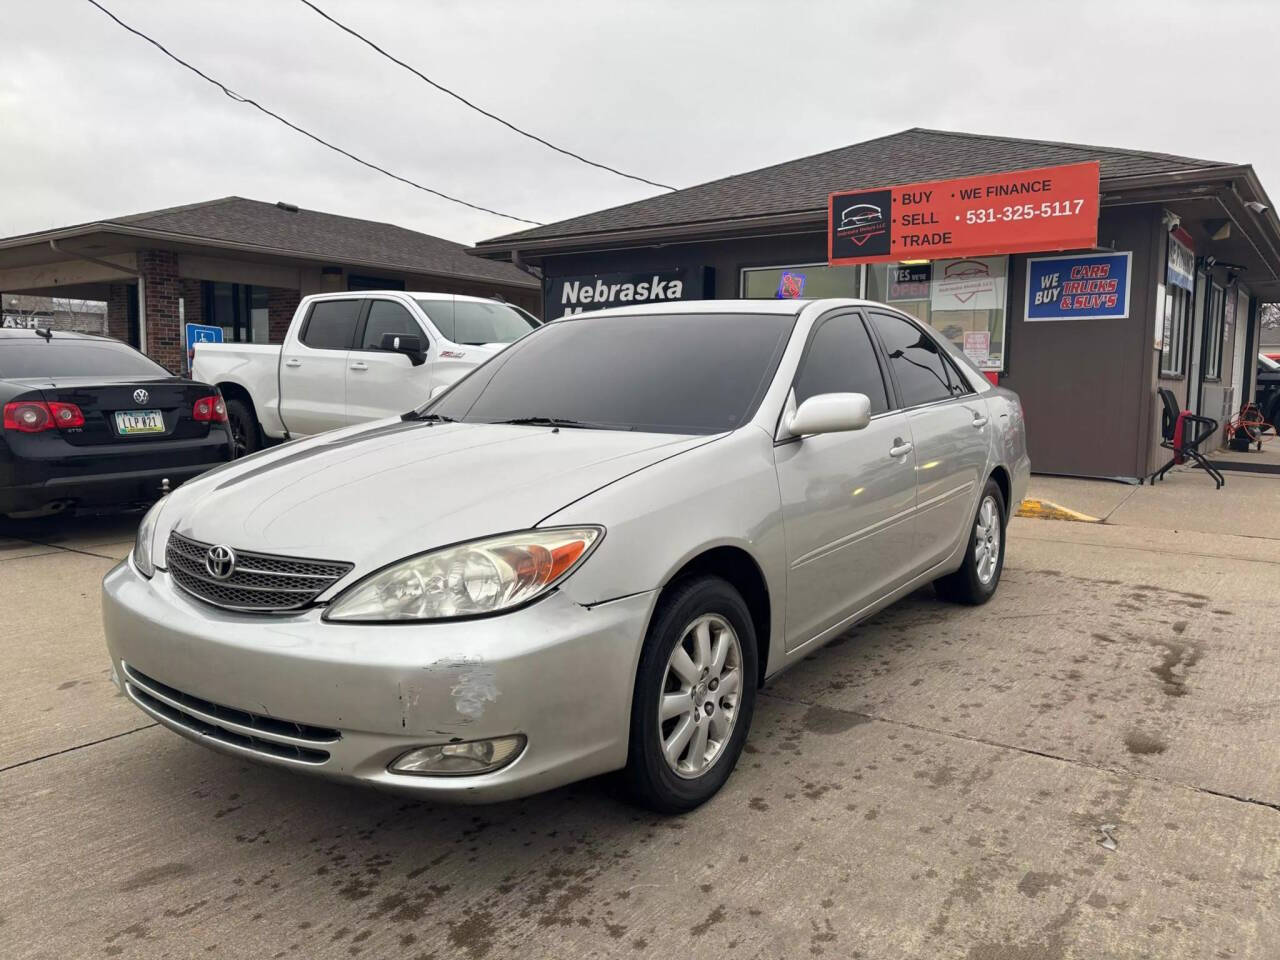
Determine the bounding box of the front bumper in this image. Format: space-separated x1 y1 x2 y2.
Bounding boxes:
102 559 656 802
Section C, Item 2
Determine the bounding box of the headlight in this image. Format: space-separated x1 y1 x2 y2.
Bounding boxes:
324 527 603 622
132 496 167 578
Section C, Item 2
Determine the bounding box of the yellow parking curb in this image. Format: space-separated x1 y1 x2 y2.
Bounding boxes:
1015 499 1100 523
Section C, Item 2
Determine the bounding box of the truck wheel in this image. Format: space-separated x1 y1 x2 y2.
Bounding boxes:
623 576 757 814
226 398 260 458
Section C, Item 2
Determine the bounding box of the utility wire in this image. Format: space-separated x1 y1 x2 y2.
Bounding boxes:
296 0 677 193
83 0 543 226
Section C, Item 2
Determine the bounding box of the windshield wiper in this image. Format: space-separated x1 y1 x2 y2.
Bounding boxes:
403 411 456 423
492 416 629 431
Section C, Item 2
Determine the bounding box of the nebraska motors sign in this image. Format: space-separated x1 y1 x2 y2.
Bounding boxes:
544 267 710 320
829 162 1100 265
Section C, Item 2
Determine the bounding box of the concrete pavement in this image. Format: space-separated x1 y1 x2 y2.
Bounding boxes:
2 474 1279 959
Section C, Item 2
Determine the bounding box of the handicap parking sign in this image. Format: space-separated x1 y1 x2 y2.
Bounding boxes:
185 323 224 372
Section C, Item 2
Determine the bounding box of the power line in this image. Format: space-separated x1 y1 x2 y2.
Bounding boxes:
82 0 543 226
296 0 677 193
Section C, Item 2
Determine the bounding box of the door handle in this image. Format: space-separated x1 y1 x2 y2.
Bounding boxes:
349 361 368 371
889 439 913 458
284 358 302 368
971 415 989 428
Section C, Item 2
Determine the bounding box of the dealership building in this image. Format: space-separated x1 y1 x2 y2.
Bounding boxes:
473 128 1280 480
0 197 540 372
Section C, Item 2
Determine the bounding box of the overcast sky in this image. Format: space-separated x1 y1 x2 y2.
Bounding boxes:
3 0 1278 246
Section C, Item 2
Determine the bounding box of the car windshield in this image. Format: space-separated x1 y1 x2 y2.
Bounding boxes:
0 339 169 379
415 299 536 345
424 312 797 434
1260 353 1280 372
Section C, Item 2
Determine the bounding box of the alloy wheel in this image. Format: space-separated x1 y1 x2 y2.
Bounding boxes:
974 494 1000 584
658 613 743 779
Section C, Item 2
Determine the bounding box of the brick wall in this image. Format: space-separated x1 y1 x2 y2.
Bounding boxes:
107 284 131 342
179 279 203 327
139 250 182 370
267 287 302 342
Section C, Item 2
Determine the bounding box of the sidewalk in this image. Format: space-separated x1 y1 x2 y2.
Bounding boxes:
1023 468 1280 541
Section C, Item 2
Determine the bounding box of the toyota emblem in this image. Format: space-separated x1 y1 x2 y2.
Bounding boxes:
205 544 237 580
133 388 150 405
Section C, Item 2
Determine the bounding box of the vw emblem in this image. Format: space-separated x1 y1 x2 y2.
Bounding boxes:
133 388 150 405
205 544 237 580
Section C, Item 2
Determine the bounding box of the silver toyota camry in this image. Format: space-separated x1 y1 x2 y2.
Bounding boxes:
103 298 1029 813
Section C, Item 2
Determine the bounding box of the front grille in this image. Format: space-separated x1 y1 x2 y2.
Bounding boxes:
123 664 337 765
166 531 353 612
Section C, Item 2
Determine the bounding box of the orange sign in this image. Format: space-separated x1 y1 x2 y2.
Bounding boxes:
828 161 1100 265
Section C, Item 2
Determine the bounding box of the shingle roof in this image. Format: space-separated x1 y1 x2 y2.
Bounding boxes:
477 128 1232 249
7 197 536 287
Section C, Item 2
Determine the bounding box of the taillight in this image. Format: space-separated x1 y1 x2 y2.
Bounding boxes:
192 395 227 423
3 401 85 433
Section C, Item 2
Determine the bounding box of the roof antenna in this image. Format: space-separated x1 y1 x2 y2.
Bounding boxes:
35 327 52 341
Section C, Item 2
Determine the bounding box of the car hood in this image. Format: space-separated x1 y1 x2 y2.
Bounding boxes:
159 417 715 579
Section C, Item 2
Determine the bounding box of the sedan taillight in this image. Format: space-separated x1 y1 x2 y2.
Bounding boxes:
192 395 227 423
3 401 85 433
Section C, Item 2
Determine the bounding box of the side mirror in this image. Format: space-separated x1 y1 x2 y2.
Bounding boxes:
787 393 872 437
380 332 426 366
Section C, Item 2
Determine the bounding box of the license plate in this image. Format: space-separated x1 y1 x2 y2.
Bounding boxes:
115 409 165 435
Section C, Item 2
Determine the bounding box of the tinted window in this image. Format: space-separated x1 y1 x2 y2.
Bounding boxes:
430 312 795 434
416 299 535 345
0 339 168 379
869 312 958 407
301 300 360 350
361 300 421 350
793 313 889 413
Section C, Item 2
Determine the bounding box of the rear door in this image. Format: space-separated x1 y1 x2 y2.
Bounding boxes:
868 310 991 570
279 298 361 436
345 298 435 424
774 309 918 650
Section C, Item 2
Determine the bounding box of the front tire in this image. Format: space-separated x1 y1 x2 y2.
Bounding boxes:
225 397 261 458
935 478 1006 605
624 577 758 814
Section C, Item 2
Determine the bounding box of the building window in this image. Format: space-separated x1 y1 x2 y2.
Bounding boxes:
203 282 269 343
1203 282 1225 381
740 263 862 300
864 257 1008 371
1161 284 1191 376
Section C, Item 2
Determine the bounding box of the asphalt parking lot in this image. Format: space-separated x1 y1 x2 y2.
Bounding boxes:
3 470 1279 960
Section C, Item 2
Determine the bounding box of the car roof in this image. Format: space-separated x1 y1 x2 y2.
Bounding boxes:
0 328 114 343
551 297 876 321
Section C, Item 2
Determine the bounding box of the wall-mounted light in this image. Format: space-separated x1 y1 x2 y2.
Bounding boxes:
1246 200 1269 215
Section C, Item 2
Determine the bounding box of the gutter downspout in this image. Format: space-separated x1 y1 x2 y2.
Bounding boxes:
48 239 145 349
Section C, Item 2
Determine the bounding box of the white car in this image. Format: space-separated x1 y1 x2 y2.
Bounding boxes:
191 291 537 454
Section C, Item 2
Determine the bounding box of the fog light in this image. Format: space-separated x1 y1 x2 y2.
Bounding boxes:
390 735 526 777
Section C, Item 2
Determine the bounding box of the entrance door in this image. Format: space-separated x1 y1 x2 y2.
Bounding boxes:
774 309 917 650
1188 269 1208 414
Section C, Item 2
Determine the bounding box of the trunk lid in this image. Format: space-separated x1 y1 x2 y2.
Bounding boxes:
16 375 218 446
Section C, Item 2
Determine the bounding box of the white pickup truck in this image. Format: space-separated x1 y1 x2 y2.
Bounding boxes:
191 291 537 454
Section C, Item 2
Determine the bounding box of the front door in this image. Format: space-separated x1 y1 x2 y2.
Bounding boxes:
346 298 435 424
868 311 991 569
279 297 360 436
775 310 918 650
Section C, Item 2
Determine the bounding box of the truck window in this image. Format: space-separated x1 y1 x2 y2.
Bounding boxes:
360 301 421 350
301 300 361 350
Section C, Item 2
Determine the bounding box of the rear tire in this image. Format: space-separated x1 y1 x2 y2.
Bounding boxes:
624 576 757 814
225 398 260 458
935 478 1006 606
